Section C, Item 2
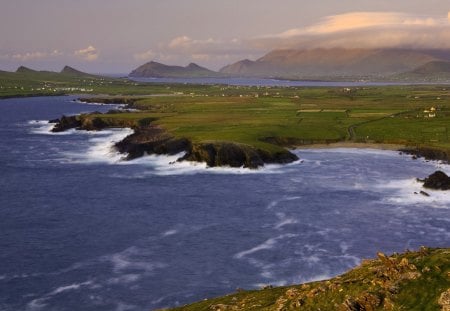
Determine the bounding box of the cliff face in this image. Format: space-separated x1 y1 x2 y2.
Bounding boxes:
180 142 298 169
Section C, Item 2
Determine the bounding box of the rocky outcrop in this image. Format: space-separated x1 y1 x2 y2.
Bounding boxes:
114 126 190 160
421 171 450 190
181 142 298 169
50 115 81 132
50 114 299 168
400 147 450 163
77 97 141 107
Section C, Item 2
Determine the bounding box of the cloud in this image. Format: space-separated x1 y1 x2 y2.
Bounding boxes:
9 50 62 62
132 12 450 69
74 45 99 61
252 12 450 50
134 35 261 69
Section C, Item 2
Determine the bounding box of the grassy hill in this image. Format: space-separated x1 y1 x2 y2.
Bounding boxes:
164 248 450 311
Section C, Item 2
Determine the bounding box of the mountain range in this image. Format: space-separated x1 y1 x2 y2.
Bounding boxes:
130 48 450 81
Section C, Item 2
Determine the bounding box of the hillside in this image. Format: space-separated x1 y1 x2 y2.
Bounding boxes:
220 48 450 80
0 66 125 98
129 61 221 78
166 247 450 311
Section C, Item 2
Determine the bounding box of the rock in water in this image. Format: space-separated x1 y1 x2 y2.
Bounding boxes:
422 171 450 190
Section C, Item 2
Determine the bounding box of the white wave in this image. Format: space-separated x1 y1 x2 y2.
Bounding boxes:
234 234 298 259
161 229 179 237
50 281 93 295
103 246 167 274
376 178 450 208
26 280 93 311
117 152 295 176
27 120 59 135
267 196 302 210
274 212 298 229
61 128 133 164
107 274 141 285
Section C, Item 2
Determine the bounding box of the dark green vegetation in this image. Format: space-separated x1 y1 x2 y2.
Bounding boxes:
163 248 450 311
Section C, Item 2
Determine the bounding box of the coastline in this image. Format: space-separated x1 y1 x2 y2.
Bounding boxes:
294 142 406 151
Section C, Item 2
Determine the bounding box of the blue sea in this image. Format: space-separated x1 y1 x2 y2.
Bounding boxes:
0 96 449 311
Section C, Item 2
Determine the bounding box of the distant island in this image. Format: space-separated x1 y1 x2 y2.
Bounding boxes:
129 48 450 82
129 61 224 78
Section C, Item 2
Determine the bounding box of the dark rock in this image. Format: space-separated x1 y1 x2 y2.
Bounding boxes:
51 115 81 132
400 147 450 164
420 191 430 197
181 142 298 169
80 117 108 131
181 142 264 168
422 171 450 190
114 126 189 160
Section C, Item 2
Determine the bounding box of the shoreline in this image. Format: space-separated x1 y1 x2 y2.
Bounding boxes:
294 142 406 151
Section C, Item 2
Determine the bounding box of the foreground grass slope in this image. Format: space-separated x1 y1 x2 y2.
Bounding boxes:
164 248 450 311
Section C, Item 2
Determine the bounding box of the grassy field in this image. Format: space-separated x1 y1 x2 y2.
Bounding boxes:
85 86 450 156
2 68 450 158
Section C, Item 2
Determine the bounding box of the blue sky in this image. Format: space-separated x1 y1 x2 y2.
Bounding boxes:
1 0 449 73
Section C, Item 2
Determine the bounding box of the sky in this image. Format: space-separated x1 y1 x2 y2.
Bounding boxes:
1 0 450 73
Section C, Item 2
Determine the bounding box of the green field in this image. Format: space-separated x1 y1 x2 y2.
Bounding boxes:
85 86 450 157
1 68 450 159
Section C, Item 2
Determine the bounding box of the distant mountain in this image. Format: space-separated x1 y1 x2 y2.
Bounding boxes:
410 61 450 74
16 66 38 74
393 60 450 82
220 48 450 80
129 61 221 78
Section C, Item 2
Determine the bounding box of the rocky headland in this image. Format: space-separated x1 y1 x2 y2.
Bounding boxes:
49 112 299 168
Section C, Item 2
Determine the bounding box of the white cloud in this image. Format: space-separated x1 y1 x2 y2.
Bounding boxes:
74 45 99 61
132 12 450 69
133 36 259 69
251 12 450 50
9 49 63 62
12 52 47 61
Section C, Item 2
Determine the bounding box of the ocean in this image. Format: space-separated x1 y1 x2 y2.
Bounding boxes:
0 96 449 310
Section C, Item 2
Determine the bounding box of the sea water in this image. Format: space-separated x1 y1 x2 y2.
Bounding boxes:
0 96 449 310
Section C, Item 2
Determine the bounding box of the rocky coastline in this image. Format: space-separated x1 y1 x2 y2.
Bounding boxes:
49 112 299 168
400 147 450 164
